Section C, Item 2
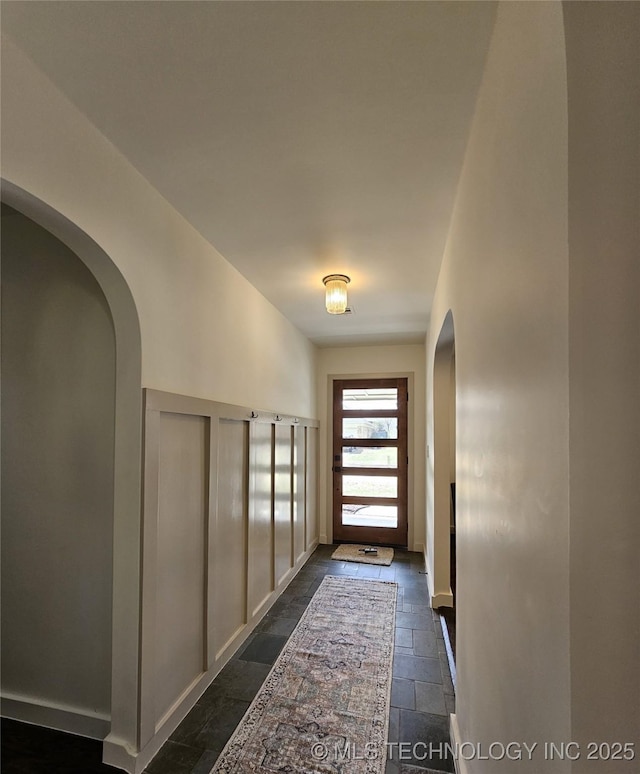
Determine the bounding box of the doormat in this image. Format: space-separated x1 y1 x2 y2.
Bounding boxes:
331 543 394 566
210 575 397 773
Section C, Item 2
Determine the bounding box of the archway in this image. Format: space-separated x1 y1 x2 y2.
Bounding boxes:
2 202 117 737
431 311 456 663
1 180 143 765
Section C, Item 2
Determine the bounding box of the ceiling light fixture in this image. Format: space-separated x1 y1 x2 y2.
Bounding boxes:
322 274 351 315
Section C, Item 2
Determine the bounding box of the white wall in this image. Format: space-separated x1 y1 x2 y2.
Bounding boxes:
564 1 640 762
1 205 115 737
429 3 640 771
428 4 572 770
0 37 316 418
316 343 426 552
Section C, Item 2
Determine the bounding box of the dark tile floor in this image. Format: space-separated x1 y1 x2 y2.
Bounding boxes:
1 544 456 774
0 717 115 773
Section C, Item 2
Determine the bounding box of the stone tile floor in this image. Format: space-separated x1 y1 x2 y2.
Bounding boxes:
1 544 456 774
148 544 455 774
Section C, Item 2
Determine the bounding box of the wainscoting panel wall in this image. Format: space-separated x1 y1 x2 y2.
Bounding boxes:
248 422 275 618
137 390 319 772
306 427 319 551
293 425 307 564
212 418 248 660
274 424 294 587
155 413 208 725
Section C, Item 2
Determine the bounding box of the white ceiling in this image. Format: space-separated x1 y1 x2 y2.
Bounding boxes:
2 1 496 347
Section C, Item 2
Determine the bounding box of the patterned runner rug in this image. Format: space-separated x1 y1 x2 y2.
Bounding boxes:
210 575 398 773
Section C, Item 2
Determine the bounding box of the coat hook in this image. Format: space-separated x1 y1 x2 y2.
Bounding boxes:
250 411 258 419
275 415 282 422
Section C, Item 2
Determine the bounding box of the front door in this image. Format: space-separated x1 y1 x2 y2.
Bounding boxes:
332 378 408 546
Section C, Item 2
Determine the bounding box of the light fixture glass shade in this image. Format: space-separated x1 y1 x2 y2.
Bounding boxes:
323 274 350 314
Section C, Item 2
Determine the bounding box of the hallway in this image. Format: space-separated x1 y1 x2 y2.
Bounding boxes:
2 546 456 774
2 3 638 771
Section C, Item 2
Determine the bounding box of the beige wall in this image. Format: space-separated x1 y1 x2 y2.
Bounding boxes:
316 343 426 552
0 37 316 418
1 205 115 737
428 3 572 770
564 1 640 761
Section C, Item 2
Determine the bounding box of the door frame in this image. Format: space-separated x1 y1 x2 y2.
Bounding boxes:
429 310 455 609
332 377 409 547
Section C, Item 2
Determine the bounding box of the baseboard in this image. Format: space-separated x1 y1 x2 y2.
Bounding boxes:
450 713 469 774
426 560 436 602
439 613 457 691
105 724 179 774
432 591 454 608
1 693 110 740
412 541 425 555
102 735 139 773
105 719 171 773
319 533 328 544
423 548 453 608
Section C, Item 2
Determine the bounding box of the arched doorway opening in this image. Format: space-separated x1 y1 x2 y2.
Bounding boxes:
2 202 116 735
432 311 456 668
1 181 142 765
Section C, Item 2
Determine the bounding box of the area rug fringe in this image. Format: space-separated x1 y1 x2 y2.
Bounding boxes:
210 575 398 773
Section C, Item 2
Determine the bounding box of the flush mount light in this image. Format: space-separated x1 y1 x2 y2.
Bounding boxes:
322 274 351 315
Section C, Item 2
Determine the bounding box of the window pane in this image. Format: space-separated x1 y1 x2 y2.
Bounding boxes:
341 504 398 529
342 417 398 440
343 387 397 410
343 475 397 498
343 447 398 468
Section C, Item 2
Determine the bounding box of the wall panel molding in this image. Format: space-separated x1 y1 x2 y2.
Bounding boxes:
130 390 319 773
